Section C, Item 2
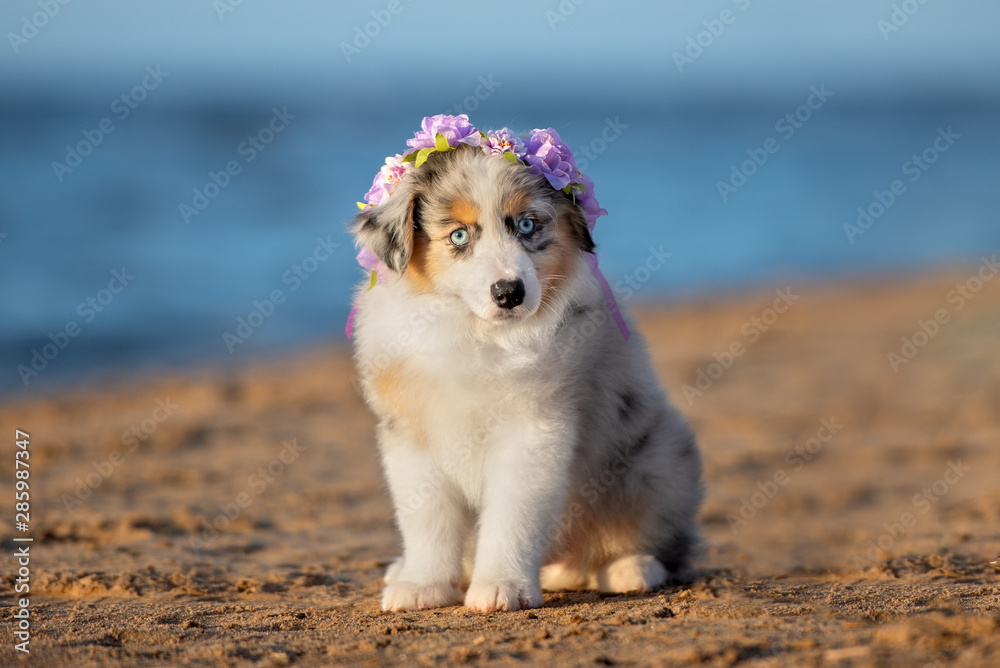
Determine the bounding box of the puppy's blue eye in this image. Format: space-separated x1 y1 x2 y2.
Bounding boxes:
450 228 469 246
517 218 535 235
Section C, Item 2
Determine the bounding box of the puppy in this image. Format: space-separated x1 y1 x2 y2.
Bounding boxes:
351 137 702 613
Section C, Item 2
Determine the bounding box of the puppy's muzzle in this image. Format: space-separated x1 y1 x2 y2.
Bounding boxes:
490 279 525 310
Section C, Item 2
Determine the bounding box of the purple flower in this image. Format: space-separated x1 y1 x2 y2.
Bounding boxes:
363 154 412 207
406 114 481 150
576 174 608 230
483 128 527 159
356 246 385 280
523 128 577 191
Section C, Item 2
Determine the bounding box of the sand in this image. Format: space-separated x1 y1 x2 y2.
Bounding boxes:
2 268 999 667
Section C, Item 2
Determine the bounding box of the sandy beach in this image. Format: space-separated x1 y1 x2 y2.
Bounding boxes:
2 267 999 667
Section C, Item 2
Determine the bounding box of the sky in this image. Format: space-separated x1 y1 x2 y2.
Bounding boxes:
3 0 1000 105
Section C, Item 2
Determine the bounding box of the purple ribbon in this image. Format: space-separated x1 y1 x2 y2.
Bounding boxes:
345 247 383 339
584 251 630 341
345 304 359 339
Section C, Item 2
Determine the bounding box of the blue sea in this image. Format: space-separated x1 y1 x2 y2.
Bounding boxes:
2 90 999 395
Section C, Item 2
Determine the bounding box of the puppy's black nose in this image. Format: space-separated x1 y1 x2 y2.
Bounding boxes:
490 278 525 310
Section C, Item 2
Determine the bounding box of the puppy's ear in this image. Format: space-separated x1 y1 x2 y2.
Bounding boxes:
351 192 419 273
564 202 595 254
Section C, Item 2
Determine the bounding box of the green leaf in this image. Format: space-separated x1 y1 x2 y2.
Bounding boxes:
415 147 436 168
367 269 378 290
356 201 367 210
502 151 521 164
400 152 417 164
434 133 451 152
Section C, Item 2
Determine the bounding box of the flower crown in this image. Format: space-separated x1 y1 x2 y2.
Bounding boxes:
356 113 608 228
348 114 628 341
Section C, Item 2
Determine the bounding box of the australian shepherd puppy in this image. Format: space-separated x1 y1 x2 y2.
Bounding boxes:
350 140 702 613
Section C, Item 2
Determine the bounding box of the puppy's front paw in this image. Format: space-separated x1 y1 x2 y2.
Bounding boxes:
465 579 541 612
383 557 405 584
381 580 462 611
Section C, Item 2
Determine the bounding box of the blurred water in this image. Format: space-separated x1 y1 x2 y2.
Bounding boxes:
2 98 999 394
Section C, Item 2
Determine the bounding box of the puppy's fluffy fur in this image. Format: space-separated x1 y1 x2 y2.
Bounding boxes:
351 144 702 612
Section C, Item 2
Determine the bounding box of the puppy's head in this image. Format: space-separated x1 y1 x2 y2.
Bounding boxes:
352 144 594 322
